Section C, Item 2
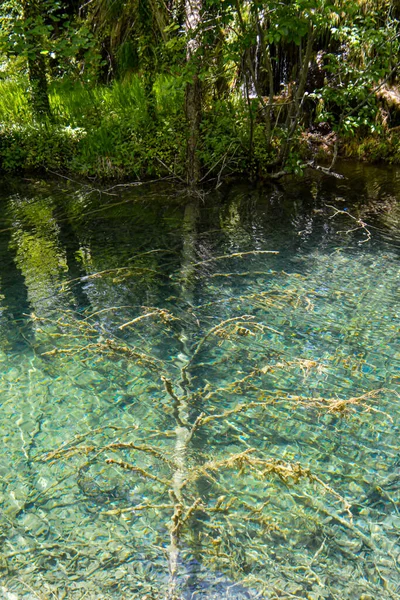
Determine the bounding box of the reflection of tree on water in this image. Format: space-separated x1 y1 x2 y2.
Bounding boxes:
52 206 91 313
0 219 32 350
7 195 69 315
60 194 185 321
0 190 96 347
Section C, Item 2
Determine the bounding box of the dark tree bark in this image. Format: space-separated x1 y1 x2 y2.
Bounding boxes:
185 0 203 187
22 0 52 118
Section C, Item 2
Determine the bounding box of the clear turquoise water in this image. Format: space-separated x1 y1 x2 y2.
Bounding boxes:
0 163 398 599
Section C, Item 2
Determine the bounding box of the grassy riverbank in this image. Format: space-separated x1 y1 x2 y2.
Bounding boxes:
0 75 245 180
1 75 399 181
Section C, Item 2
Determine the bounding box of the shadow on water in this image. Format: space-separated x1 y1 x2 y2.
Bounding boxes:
0 216 32 350
52 206 92 313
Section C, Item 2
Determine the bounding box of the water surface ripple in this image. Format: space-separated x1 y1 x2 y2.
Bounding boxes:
0 162 399 599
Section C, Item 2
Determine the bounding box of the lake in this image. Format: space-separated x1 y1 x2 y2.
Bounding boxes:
0 162 398 599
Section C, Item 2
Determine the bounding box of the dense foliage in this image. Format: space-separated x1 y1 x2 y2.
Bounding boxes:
0 0 400 181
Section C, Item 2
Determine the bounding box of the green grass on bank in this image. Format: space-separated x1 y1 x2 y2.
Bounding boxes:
0 75 175 178
0 75 251 179
0 74 183 126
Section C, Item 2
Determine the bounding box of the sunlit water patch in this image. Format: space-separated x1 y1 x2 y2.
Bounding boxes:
0 164 398 599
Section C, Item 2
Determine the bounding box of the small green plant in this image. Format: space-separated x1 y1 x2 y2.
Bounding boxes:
0 122 86 172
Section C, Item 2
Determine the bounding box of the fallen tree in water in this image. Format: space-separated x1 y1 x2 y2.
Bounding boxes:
0 243 393 598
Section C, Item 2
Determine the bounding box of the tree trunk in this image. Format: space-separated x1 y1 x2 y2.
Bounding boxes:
185 0 203 187
279 25 314 167
22 0 52 118
236 1 273 154
255 6 274 149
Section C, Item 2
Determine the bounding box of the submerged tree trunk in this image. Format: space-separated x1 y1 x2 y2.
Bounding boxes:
185 0 203 187
22 0 52 118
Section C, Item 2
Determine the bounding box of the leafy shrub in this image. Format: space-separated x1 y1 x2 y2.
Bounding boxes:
343 132 400 164
70 115 186 180
0 123 86 172
199 100 248 178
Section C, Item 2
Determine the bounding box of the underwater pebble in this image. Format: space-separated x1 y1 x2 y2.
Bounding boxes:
0 588 19 600
19 513 47 537
3 368 20 382
114 568 126 580
35 476 49 491
74 370 100 386
348 481 363 494
383 515 400 529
